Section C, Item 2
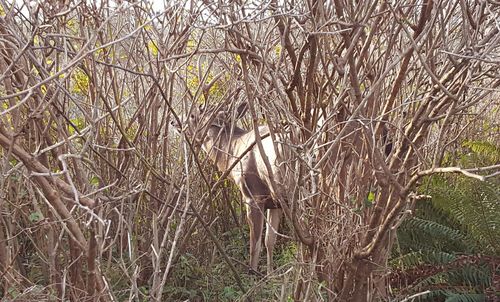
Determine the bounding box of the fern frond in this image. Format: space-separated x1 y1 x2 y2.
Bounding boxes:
429 178 500 254
462 140 500 163
390 251 456 269
398 217 471 253
444 293 485 302
393 147 499 301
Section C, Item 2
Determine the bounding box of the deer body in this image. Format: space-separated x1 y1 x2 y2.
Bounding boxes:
202 123 282 274
176 103 282 274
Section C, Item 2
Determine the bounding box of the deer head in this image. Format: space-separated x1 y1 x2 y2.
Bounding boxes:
172 102 249 146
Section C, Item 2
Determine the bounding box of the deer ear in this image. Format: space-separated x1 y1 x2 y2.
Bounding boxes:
214 110 227 126
198 103 206 113
235 102 248 120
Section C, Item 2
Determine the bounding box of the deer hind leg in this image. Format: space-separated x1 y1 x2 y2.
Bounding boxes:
265 208 282 274
246 201 264 273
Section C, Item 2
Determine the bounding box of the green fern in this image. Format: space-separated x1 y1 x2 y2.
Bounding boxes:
420 291 487 302
428 177 500 255
396 214 474 255
391 145 499 302
444 293 485 302
461 140 500 164
394 261 492 302
391 250 456 269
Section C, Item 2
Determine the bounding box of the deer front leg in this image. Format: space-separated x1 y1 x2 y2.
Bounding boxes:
246 201 264 274
265 208 282 274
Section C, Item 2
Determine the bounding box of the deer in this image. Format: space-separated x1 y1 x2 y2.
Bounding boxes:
172 101 283 275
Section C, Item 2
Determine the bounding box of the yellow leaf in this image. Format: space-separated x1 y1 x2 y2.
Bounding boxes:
274 45 282 56
148 40 159 56
68 117 85 135
187 39 196 50
71 69 89 95
66 19 78 34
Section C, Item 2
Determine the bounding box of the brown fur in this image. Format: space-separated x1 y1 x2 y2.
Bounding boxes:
174 103 283 274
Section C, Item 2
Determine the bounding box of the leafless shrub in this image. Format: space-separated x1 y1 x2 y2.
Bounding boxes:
0 0 498 301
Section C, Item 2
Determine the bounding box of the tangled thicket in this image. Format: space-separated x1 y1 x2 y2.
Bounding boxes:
0 0 499 301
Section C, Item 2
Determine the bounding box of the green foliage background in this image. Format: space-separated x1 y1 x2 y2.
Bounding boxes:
392 141 499 302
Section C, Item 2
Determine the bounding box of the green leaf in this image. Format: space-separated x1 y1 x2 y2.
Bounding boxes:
223 286 238 300
367 191 375 202
364 191 375 207
29 212 43 223
7 287 19 298
90 176 99 186
68 117 85 135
